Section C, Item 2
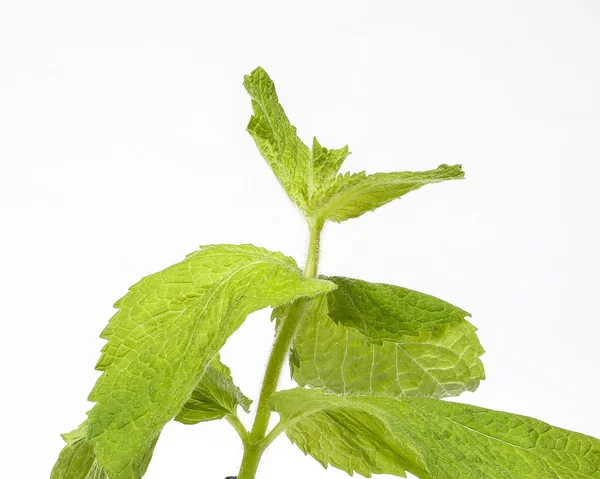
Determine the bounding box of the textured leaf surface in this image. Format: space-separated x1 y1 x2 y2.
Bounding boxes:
244 67 349 213
86 244 335 478
306 137 351 211
175 355 252 425
244 68 463 223
51 422 157 479
310 164 464 222
244 67 311 210
325 276 470 342
291 281 484 398
52 357 246 477
51 424 104 479
272 388 600 479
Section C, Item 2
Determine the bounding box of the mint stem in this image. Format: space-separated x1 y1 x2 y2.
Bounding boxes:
237 220 323 479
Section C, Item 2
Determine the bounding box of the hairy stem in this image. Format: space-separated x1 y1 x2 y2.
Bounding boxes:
226 414 249 443
304 218 323 279
237 219 323 479
237 442 264 479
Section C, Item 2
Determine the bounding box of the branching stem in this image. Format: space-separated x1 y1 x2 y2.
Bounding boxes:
237 219 323 479
226 414 249 443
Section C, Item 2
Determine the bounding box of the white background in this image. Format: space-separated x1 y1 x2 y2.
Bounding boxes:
1 1 599 478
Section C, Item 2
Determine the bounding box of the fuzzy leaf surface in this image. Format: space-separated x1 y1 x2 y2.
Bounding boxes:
175 355 252 425
325 276 470 341
311 164 464 222
291 280 484 398
51 422 157 479
86 244 335 478
243 67 310 210
52 357 246 476
306 137 351 211
244 67 349 212
272 388 600 479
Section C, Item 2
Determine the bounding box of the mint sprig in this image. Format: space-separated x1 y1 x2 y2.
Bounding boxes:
52 67 599 479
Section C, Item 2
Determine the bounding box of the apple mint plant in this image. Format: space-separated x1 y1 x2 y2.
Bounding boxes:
52 67 600 479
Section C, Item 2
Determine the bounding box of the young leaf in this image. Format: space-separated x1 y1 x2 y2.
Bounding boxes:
175 355 252 425
271 388 600 479
309 137 350 189
244 67 350 213
244 68 462 226
309 164 464 223
85 244 335 478
244 67 311 210
306 137 351 211
290 280 484 398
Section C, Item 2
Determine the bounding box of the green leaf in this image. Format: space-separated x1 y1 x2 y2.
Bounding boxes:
86 244 335 478
51 422 157 479
244 67 350 213
175 355 252 425
290 279 484 398
53 356 247 477
306 137 351 211
310 164 465 223
274 391 410 477
272 388 600 479
244 67 311 210
325 276 470 342
244 68 462 223
51 424 104 479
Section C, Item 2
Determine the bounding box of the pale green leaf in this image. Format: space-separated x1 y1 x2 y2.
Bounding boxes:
244 67 311 210
51 424 104 479
310 164 465 223
86 244 335 478
291 281 484 398
244 67 350 213
244 68 462 222
309 137 350 188
272 388 600 479
51 422 157 479
175 355 252 425
306 137 351 211
52 356 247 477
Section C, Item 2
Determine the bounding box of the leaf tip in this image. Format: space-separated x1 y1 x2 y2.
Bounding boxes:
438 163 465 179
